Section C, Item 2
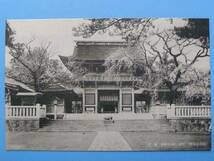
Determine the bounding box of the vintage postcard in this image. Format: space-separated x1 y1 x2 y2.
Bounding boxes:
5 18 211 151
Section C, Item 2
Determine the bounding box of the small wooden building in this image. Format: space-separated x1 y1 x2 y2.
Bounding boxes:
5 77 42 106
41 84 81 119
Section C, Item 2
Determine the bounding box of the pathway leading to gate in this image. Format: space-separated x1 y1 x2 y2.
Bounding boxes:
88 131 131 150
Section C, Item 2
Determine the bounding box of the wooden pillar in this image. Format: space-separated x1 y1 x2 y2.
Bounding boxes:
95 89 98 113
7 89 11 105
54 104 57 120
119 88 122 113
82 89 85 113
132 88 135 113
34 96 37 106
95 81 97 88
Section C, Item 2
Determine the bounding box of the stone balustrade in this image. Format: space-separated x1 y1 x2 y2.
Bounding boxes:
6 104 46 119
167 105 211 119
6 104 47 131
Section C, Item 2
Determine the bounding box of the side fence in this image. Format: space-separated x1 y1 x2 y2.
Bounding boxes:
6 104 46 120
6 104 47 131
166 105 211 132
167 105 211 119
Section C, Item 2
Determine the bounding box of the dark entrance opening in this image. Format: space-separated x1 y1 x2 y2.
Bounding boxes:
135 90 151 113
98 90 119 113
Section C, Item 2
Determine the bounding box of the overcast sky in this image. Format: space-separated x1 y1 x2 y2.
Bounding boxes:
6 18 210 71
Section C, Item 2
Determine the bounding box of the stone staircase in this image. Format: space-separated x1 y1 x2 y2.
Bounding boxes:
63 113 154 120
39 119 172 132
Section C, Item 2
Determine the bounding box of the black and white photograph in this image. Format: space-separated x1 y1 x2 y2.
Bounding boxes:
5 18 211 151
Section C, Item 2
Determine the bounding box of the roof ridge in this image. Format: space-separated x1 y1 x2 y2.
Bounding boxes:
74 39 126 42
75 40 127 46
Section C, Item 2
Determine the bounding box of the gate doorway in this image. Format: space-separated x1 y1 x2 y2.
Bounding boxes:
98 90 119 113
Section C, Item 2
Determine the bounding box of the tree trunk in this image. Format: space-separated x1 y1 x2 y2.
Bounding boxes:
33 74 39 92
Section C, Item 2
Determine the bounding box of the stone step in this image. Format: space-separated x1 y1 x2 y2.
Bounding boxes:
39 119 172 132
64 113 154 120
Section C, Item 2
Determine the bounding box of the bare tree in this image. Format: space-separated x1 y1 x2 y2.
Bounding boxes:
73 18 153 45
7 41 51 91
184 70 210 104
7 41 72 91
144 30 209 104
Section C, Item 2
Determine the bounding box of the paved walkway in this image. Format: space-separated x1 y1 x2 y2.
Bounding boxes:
88 131 131 151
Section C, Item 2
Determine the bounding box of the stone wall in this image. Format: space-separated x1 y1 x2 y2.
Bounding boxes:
6 119 39 132
169 119 211 133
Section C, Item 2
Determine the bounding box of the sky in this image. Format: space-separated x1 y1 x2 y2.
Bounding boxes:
5 18 210 71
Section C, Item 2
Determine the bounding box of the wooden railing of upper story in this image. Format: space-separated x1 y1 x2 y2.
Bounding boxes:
82 73 141 81
6 104 46 119
167 105 211 119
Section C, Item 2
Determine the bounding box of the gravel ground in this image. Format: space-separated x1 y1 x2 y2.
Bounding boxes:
121 131 211 151
6 131 96 151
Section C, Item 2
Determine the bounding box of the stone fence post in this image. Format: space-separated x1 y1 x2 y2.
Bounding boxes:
36 104 41 119
167 104 175 119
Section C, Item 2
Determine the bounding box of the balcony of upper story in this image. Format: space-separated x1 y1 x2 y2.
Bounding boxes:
79 62 143 82
81 73 141 82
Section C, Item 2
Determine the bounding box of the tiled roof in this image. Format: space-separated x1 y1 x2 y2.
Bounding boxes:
60 41 127 62
74 44 127 60
16 92 43 96
42 84 67 92
5 77 34 92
